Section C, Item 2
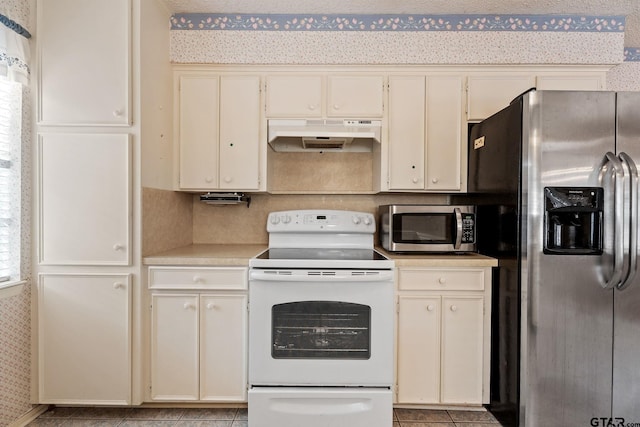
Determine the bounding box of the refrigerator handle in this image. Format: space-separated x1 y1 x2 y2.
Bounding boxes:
599 152 626 289
453 208 463 249
618 152 638 290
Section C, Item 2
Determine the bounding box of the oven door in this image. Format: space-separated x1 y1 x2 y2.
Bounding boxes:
248 269 394 386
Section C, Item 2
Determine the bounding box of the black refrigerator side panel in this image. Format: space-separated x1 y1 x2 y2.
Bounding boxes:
468 98 523 427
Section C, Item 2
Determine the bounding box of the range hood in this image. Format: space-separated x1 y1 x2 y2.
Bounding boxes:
267 119 382 152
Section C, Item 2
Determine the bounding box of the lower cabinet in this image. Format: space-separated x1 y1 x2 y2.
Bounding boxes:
38 274 131 404
396 267 491 405
149 267 248 402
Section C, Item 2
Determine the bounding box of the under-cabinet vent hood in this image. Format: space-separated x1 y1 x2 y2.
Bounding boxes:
267 119 382 152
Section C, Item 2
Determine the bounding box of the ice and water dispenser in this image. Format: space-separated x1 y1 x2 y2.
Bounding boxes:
544 187 603 255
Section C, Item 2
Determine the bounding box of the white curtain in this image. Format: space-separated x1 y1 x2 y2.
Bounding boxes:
0 14 30 85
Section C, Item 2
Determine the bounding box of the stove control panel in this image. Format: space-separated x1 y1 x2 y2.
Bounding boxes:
267 210 376 233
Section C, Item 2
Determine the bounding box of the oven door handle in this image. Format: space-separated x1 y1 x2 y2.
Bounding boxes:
249 269 395 282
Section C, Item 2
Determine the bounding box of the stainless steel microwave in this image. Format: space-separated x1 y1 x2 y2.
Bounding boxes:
378 205 477 253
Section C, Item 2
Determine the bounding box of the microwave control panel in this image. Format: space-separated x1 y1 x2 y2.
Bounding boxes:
461 213 476 243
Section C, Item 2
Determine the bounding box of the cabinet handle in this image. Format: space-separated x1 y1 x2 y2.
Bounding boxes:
426 304 435 312
113 244 124 251
113 282 125 289
183 303 196 310
206 302 216 310
450 305 458 312
438 277 446 284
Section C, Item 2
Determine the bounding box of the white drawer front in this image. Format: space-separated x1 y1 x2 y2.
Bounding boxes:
149 267 247 290
398 268 485 291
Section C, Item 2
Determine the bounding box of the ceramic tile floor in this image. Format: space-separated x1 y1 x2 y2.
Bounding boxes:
27 406 502 426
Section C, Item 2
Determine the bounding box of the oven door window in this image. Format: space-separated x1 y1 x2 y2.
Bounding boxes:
393 213 453 244
272 301 371 360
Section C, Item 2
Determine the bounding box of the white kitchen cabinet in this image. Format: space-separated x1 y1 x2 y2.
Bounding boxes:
466 74 535 121
536 74 604 90
149 267 248 402
387 75 464 191
38 274 131 404
37 0 130 126
396 268 490 405
177 74 262 191
265 74 384 118
38 133 131 265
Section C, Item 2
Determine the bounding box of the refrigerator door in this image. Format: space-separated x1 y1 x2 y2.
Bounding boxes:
613 91 640 421
521 91 615 427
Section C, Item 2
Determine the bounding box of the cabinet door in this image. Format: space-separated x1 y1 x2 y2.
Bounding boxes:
200 294 248 401
397 296 441 404
426 76 463 191
38 274 131 404
178 75 219 189
467 75 535 121
441 296 484 404
38 133 131 265
327 75 384 117
37 0 130 125
219 76 261 190
536 74 604 91
265 75 323 117
151 294 199 401
388 75 425 190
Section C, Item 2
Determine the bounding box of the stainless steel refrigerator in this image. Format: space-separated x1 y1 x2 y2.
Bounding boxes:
466 90 640 427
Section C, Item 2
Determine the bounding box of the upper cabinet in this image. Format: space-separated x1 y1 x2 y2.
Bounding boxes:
536 74 605 91
466 75 535 121
387 74 464 192
176 72 262 191
265 74 384 118
37 0 131 126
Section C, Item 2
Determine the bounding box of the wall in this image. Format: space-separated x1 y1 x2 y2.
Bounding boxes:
0 1 34 425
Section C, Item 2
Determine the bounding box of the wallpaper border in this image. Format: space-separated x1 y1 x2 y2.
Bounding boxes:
625 47 640 61
170 13 625 33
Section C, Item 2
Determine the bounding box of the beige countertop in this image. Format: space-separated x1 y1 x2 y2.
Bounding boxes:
143 244 267 266
144 244 497 268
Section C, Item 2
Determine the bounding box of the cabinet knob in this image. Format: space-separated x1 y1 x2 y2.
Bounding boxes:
438 277 446 284
183 303 196 310
308 104 316 111
333 104 340 110
205 176 213 183
432 177 439 184
113 282 125 289
426 305 435 312
206 302 216 310
412 177 419 184
112 109 124 117
223 176 232 183
450 305 458 312
113 244 124 251
192 275 203 283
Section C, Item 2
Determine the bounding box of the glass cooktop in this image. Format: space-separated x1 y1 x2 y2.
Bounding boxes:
255 248 389 261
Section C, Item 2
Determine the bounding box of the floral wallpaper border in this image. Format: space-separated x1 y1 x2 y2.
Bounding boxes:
625 47 640 61
170 13 625 33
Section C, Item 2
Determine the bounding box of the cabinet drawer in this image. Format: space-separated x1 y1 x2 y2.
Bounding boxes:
398 268 484 291
149 267 247 290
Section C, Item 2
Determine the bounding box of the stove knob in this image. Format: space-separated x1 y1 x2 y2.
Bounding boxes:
282 215 292 224
270 215 280 225
363 216 372 226
352 216 361 225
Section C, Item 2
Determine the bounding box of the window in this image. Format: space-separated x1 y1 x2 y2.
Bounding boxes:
0 77 21 283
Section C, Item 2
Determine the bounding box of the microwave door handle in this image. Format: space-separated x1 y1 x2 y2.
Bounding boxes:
454 208 463 249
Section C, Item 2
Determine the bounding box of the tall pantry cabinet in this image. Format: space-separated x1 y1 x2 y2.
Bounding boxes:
33 0 172 405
